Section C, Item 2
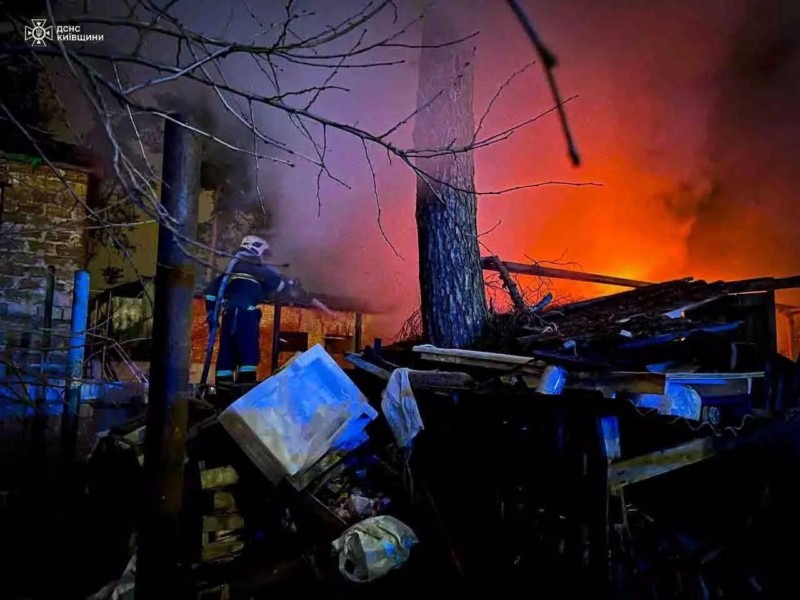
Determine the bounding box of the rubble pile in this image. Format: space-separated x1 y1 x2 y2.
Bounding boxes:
89 273 800 597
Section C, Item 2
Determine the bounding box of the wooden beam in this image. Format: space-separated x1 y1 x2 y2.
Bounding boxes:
609 437 716 490
407 370 475 388
345 352 476 388
570 371 666 396
609 418 800 490
354 312 363 352
344 352 391 379
413 345 539 366
413 345 544 375
270 300 282 374
481 257 652 289
487 255 526 310
775 302 800 315
726 275 800 293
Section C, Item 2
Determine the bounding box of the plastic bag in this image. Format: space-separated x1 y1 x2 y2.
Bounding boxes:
380 369 424 449
332 516 418 583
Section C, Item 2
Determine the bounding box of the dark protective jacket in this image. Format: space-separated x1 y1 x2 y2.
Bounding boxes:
204 249 285 314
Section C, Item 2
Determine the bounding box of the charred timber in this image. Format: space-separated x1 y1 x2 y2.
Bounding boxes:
345 352 475 388
488 255 527 311
481 257 652 289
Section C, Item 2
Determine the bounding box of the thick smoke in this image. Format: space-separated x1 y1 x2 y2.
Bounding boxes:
469 0 800 307
688 0 800 282
155 0 428 324
48 0 800 337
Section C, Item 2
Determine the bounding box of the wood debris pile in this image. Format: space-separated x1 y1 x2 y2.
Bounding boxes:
86 265 800 596
334 268 800 594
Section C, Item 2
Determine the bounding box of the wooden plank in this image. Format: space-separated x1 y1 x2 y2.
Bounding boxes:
481 257 652 288
212 492 237 513
665 372 763 397
609 417 800 490
344 352 391 379
417 353 544 379
200 537 244 562
202 513 245 532
664 371 764 381
530 278 696 319
417 352 534 371
408 370 475 388
519 373 664 397
288 447 350 491
345 352 475 388
608 437 716 490
415 347 762 399
662 294 726 318
569 371 666 396
725 275 800 293
413 345 539 366
200 466 239 490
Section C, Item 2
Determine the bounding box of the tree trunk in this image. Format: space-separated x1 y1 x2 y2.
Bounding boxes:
414 11 487 348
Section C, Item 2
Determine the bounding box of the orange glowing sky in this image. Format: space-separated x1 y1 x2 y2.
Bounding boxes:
68 0 800 342
259 0 800 340
480 1 798 308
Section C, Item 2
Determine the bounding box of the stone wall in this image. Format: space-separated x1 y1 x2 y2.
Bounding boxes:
0 159 89 377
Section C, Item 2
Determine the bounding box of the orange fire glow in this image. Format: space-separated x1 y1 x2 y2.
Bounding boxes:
264 0 800 351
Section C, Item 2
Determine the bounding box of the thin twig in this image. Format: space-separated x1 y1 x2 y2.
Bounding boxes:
362 139 403 259
505 0 581 166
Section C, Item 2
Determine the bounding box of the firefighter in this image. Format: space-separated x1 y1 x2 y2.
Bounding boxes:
204 235 293 384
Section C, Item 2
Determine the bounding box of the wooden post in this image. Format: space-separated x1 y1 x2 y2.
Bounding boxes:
205 209 218 285
787 314 796 361
136 116 200 599
354 312 363 352
271 299 282 373
766 291 778 356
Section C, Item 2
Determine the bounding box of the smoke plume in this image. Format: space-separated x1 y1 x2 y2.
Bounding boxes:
46 0 800 337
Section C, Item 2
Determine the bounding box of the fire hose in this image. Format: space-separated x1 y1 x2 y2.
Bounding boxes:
199 256 240 388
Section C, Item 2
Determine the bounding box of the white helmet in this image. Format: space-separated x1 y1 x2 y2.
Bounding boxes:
240 235 269 257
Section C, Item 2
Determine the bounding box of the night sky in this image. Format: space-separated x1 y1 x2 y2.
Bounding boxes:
48 0 800 337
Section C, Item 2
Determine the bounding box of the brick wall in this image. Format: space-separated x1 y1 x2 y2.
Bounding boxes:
189 299 369 381
0 160 89 371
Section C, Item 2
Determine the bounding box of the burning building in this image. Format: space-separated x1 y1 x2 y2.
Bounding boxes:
190 295 369 381
89 277 371 384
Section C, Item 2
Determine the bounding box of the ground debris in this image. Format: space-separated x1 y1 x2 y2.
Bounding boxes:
84 272 800 596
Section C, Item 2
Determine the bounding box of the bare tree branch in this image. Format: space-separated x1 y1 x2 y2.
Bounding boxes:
1 0 593 289
362 138 403 259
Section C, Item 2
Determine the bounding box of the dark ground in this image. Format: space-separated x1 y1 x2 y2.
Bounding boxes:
4 389 800 598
